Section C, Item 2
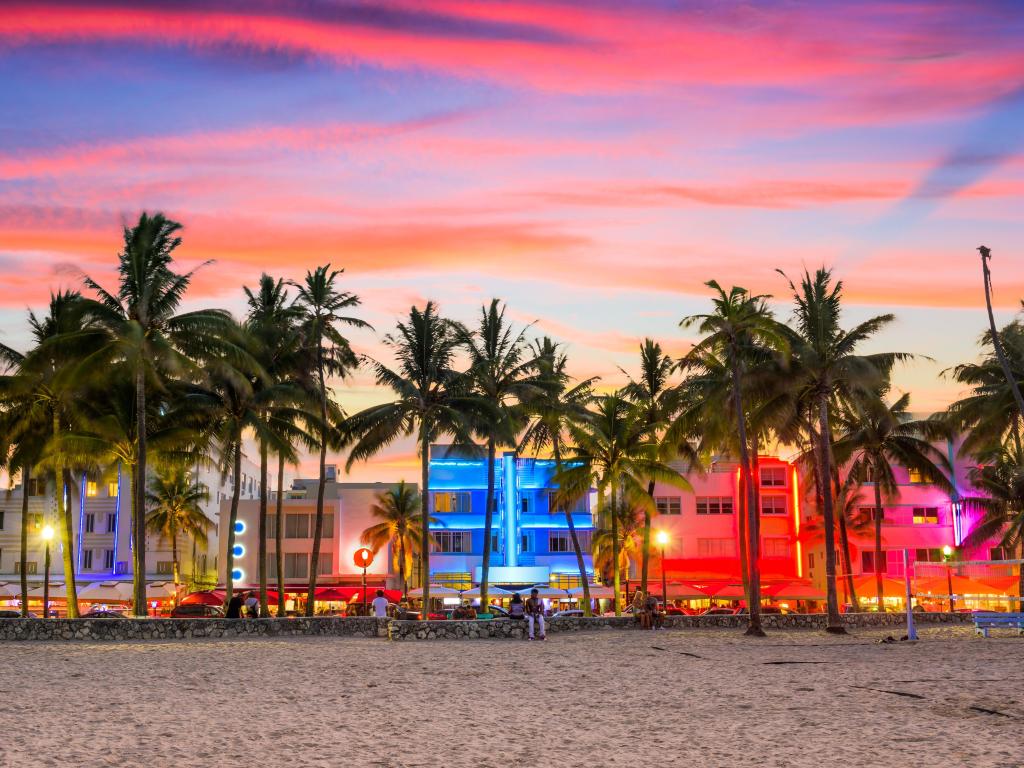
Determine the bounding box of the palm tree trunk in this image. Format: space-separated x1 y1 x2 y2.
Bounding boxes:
419 428 431 614
817 393 845 632
749 432 763 627
737 470 749 599
19 464 30 617
480 437 496 613
641 479 654 597
832 470 858 608
397 531 407 601
980 247 1024 422
258 439 269 615
53 412 79 618
305 347 329 617
133 362 147 617
225 442 243 608
171 531 179 606
556 445 591 616
128 464 139 615
610 483 621 616
731 361 762 636
275 453 286 617
873 475 884 611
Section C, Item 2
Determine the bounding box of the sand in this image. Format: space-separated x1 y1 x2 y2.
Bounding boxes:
1 626 1022 768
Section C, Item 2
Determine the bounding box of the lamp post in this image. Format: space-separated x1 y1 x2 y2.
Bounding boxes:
41 524 54 619
942 545 955 612
655 530 669 610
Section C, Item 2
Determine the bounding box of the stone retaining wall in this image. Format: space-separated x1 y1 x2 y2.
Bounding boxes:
0 612 972 642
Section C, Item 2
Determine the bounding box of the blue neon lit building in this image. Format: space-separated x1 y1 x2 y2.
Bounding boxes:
427 445 594 588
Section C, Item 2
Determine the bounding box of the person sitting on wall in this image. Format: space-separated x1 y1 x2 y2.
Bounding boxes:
632 590 650 629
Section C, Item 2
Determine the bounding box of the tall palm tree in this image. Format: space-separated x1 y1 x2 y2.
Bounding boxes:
81 212 234 616
344 303 475 611
145 465 212 601
462 300 539 611
360 481 434 599
290 265 368 616
778 268 908 633
977 247 1024 424
962 446 1024 601
833 392 952 609
620 339 679 596
519 337 597 614
681 281 788 636
592 502 644 595
556 395 690 615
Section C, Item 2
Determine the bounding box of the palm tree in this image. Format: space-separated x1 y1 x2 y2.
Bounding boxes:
360 481 434 599
620 339 679 597
290 265 368 616
977 247 1024 424
556 395 690 615
345 302 475 611
592 502 644 595
832 392 952 609
778 268 908 633
145 465 212 601
462 300 539 611
962 446 1024 601
519 337 597 613
81 212 234 615
681 281 788 636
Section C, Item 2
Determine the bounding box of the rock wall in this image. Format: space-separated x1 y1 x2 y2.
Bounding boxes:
0 611 973 642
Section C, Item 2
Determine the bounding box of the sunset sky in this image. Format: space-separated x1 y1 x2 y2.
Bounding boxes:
2 1 1023 481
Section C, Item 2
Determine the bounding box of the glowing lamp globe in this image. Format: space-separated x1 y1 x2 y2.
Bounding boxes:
41 525 55 542
353 547 374 569
655 530 669 546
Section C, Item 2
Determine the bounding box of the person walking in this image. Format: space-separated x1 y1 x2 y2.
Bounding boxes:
226 592 243 619
371 589 390 618
244 591 260 618
525 588 546 641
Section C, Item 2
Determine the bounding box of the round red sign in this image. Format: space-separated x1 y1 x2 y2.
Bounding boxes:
353 547 374 568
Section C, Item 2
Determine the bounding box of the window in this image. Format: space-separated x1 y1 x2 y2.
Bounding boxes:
550 573 582 590
434 572 472 590
317 553 331 576
548 492 586 515
912 507 939 525
655 497 681 516
285 553 308 579
432 492 471 513
156 560 173 574
27 478 46 496
321 514 335 539
762 537 791 558
907 468 925 484
862 551 886 574
86 481 98 498
82 550 94 569
107 482 118 497
990 547 1009 561
521 530 535 554
103 550 114 569
521 497 529 514
490 534 500 553
106 513 117 533
859 506 882 523
0 511 3 530
548 530 591 553
266 516 276 539
26 513 43 532
760 467 786 487
432 531 472 553
696 496 734 515
697 538 736 557
760 495 787 515
15 561 37 575
267 554 278 578
83 514 95 534
285 514 310 539
915 548 944 563
808 552 816 569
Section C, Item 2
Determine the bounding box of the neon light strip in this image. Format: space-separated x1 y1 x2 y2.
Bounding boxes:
76 473 85 573
111 465 120 575
792 467 802 578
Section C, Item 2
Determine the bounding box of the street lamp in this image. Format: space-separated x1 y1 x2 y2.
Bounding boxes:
655 530 669 610
942 545 955 612
41 524 54 619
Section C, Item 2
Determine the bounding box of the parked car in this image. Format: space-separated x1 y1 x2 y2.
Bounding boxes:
170 604 224 619
83 609 125 619
552 609 585 618
0 610 38 618
700 607 736 616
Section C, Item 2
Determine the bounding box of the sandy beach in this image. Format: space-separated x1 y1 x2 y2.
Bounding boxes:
1 627 1022 768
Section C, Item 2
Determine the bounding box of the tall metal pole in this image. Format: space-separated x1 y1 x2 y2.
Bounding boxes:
361 565 368 615
43 542 51 619
661 545 668 612
903 549 917 641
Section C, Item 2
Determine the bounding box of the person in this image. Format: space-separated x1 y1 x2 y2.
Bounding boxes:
509 593 526 621
226 592 243 619
632 589 650 629
371 589 389 619
525 588 546 640
244 591 259 618
645 592 662 630
459 600 476 619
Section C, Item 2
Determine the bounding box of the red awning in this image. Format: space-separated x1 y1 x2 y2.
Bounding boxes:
180 590 225 606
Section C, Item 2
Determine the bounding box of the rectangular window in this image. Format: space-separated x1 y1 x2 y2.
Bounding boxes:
861 551 886 574
321 514 335 539
285 514 310 539
548 530 591 553
808 552 815 569
550 573 582 590
266 516 276 540
760 467 786 487
83 514 95 534
912 507 939 525
432 492 471 513
434 572 473 590
106 513 117 533
156 560 173 574
521 530 535 554
431 531 472 554
82 550 94 569
284 552 308 579
107 481 118 497
15 561 38 575
86 481 98 497
267 554 277 578
28 478 46 496
655 497 682 516
990 547 1008 561
103 550 114 569
762 537 791 558
696 496 734 515
317 553 331 576
760 495 787 515
26 513 43 532
907 468 925 484
547 492 586 515
490 533 500 553
697 538 736 557
914 548 944 563
0 511 3 530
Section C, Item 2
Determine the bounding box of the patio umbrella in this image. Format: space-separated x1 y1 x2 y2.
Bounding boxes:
977 575 1018 594
516 585 568 599
334 587 403 603
407 585 461 598
179 590 225 606
665 581 719 599
461 585 514 599
711 583 784 599
916 575 1002 596
0 582 24 599
79 581 133 602
852 575 909 598
28 583 68 599
770 581 826 600
569 584 614 598
146 581 180 599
